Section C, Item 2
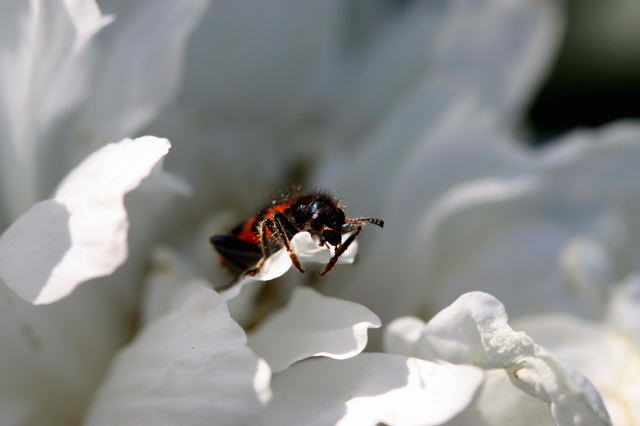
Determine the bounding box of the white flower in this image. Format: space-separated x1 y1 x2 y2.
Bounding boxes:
515 278 640 425
2 0 630 425
91 247 483 426
0 0 206 423
384 292 611 426
411 123 640 319
364 122 640 424
0 137 171 304
312 0 563 323
85 280 272 426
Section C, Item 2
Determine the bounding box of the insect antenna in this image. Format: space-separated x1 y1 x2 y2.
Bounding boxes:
346 217 384 228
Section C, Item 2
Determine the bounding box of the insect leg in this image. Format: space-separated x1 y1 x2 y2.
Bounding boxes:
319 224 363 276
273 211 299 239
273 212 306 273
243 219 272 277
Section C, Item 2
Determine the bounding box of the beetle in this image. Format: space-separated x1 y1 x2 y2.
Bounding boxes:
210 191 383 278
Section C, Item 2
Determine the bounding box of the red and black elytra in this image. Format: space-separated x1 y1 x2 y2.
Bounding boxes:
210 191 384 278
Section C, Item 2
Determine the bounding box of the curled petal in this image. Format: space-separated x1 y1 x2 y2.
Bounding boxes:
293 232 357 265
385 292 611 426
264 353 484 426
0 136 170 304
221 232 357 301
248 286 380 373
85 282 271 426
518 313 640 425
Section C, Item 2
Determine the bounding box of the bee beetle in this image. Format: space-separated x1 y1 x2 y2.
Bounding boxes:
210 191 384 278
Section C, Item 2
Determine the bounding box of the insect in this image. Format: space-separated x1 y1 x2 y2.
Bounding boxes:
210 191 384 278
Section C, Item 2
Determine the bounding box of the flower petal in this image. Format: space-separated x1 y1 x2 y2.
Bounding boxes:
559 236 615 316
411 176 594 318
454 369 556 426
74 0 208 148
264 353 484 426
220 232 357 301
327 0 561 140
517 312 640 426
180 0 342 123
62 0 113 50
0 136 170 304
384 292 611 426
139 247 201 326
248 287 380 373
0 395 31 426
415 123 640 319
319 100 535 325
0 0 112 219
85 282 271 426
607 275 640 343
0 276 134 425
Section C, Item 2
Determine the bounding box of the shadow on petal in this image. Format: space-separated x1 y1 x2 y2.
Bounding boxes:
0 200 71 303
265 353 483 426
